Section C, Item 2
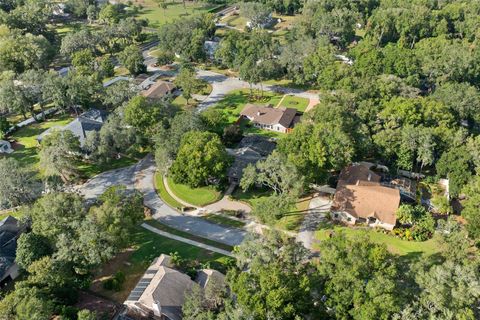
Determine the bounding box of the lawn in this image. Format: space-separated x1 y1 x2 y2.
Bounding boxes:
315 226 440 256
212 89 283 123
144 219 234 251
76 157 138 179
203 213 246 229
0 209 24 221
5 114 73 167
90 224 232 303
166 177 222 207
154 172 184 210
133 0 221 28
278 95 309 112
223 14 247 30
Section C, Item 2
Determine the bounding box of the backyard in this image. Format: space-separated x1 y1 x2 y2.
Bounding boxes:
3 114 138 178
90 224 232 303
314 225 440 256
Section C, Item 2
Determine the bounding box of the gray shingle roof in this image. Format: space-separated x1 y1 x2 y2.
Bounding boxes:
0 216 22 281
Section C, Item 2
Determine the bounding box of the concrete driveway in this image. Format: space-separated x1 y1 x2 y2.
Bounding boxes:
297 196 331 250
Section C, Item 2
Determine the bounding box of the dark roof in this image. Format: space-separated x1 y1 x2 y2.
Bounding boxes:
63 117 103 147
227 135 276 180
240 105 297 128
0 216 22 280
80 108 108 123
237 135 276 157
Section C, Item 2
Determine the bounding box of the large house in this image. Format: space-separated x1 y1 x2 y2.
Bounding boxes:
37 109 107 147
239 104 300 133
331 164 401 230
141 80 176 100
0 216 24 287
226 135 276 184
124 254 224 320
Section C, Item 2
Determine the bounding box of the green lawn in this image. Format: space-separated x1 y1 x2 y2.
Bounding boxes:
144 219 234 252
91 224 232 303
223 15 247 29
134 1 221 28
203 213 246 228
154 172 184 210
76 157 138 179
0 209 24 221
5 114 73 167
212 89 283 123
166 177 222 207
278 95 309 112
315 226 440 256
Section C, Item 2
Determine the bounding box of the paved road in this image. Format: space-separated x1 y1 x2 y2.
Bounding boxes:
297 196 331 250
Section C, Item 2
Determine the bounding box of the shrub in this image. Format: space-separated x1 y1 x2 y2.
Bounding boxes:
102 271 126 291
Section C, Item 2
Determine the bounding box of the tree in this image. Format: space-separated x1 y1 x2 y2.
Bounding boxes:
118 44 146 75
156 49 175 66
461 175 480 240
60 28 97 58
94 114 137 162
316 232 401 319
240 2 272 29
0 158 41 208
239 57 261 96
71 48 95 75
228 231 320 319
200 108 227 135
169 131 230 187
102 80 136 109
174 67 202 105
436 146 474 198
240 151 303 196
98 4 121 24
39 130 80 182
89 186 144 248
0 286 54 320
0 158 42 208
78 309 97 320
15 233 52 270
0 115 9 138
251 193 296 223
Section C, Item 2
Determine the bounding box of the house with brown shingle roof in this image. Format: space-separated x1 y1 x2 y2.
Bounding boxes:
141 80 176 100
331 164 400 230
239 104 300 133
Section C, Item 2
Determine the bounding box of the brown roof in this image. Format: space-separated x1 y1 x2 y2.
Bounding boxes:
332 184 400 225
240 104 297 128
337 164 381 187
141 80 176 99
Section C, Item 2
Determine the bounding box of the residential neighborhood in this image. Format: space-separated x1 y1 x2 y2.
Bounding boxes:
0 0 479 319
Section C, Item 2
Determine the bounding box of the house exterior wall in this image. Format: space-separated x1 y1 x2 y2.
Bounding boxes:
331 211 395 231
251 121 288 133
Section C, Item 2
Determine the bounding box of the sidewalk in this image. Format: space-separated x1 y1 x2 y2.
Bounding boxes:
162 176 197 208
141 223 234 257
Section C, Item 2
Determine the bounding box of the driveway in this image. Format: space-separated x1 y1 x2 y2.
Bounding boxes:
196 70 319 111
75 162 140 200
135 156 246 246
297 196 331 250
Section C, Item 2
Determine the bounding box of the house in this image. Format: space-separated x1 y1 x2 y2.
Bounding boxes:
124 254 225 320
226 135 276 184
239 104 300 133
0 140 13 154
204 40 219 60
331 164 401 230
141 80 176 100
0 216 24 286
37 109 106 147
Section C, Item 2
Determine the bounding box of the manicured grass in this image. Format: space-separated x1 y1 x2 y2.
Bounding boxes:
213 89 283 123
231 187 272 208
144 219 234 252
0 209 24 221
134 1 220 28
223 14 247 29
154 172 184 210
315 226 440 256
166 177 222 207
5 114 74 167
278 95 309 112
91 224 232 303
203 213 246 228
76 157 138 179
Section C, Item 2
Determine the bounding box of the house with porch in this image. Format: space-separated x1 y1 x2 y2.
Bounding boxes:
239 104 300 133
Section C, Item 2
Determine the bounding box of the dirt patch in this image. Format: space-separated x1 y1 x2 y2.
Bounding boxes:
74 291 118 319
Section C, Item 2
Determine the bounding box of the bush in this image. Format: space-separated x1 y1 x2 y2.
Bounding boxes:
102 271 126 291
431 195 452 214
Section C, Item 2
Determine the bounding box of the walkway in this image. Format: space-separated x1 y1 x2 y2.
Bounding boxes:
135 156 246 246
141 223 234 257
204 196 251 214
162 176 197 208
297 196 331 250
